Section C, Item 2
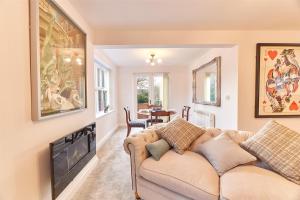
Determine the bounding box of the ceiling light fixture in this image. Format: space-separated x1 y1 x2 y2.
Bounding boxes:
145 54 162 66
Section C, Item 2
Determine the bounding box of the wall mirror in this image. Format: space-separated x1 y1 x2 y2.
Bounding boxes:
192 56 221 106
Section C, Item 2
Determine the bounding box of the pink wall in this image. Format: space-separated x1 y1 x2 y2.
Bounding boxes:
188 47 238 129
0 1 118 200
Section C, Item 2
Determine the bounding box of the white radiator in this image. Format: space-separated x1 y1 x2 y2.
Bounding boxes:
190 110 215 128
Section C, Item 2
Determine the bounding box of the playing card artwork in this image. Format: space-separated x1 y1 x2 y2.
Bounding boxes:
256 44 300 117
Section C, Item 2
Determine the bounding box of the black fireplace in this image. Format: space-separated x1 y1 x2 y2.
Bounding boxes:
50 123 96 199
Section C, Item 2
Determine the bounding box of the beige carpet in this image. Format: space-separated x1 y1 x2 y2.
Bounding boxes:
71 128 139 200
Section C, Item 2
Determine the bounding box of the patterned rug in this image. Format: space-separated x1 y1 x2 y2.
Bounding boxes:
71 128 138 200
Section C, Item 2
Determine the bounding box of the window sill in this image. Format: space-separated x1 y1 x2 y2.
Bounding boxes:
96 110 115 119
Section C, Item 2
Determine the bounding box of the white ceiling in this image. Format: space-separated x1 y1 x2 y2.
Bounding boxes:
69 0 300 30
100 48 209 68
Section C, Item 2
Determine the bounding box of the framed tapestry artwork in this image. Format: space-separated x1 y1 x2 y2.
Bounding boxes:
255 43 300 118
30 0 87 121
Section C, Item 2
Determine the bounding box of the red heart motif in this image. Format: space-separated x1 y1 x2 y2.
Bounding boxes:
289 101 299 111
268 50 278 60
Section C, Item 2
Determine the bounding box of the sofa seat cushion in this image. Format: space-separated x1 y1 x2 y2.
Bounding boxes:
220 165 300 200
139 150 219 200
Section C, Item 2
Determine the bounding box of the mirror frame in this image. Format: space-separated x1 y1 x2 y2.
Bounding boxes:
192 56 221 106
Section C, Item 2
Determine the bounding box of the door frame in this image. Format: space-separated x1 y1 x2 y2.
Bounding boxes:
133 72 168 119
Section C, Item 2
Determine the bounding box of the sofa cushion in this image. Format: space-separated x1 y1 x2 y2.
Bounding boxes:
147 122 168 130
146 139 171 161
139 151 219 200
189 129 255 152
156 118 206 154
197 133 257 175
241 120 300 185
189 128 221 152
220 165 300 200
222 130 255 144
137 177 192 200
205 128 222 137
189 132 213 152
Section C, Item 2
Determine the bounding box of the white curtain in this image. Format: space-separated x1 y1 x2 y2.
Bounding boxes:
163 73 169 109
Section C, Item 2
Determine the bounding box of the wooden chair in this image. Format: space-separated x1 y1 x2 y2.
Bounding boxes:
182 106 191 121
149 111 171 126
146 117 164 127
124 107 146 137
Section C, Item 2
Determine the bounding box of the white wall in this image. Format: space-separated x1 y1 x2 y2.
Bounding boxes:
188 47 238 129
95 30 300 132
0 1 118 200
118 65 189 124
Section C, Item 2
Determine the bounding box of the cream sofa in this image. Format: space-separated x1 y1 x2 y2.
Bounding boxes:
124 128 300 200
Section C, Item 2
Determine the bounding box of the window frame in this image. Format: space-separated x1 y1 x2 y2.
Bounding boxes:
94 59 112 117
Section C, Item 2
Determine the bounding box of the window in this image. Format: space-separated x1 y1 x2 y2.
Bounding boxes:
95 60 111 116
204 72 216 102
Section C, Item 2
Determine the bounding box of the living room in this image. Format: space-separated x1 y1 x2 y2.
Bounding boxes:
1 0 300 200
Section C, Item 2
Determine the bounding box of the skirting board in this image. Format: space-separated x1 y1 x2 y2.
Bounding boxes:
56 155 98 200
118 123 127 128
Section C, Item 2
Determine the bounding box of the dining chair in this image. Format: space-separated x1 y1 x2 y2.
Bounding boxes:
149 110 171 126
124 107 146 137
182 106 191 121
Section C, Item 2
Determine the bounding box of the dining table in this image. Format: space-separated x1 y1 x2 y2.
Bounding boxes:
137 108 177 117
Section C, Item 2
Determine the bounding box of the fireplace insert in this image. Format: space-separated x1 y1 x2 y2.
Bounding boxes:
50 122 96 199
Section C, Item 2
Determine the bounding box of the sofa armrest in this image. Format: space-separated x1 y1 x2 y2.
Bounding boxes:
123 129 159 192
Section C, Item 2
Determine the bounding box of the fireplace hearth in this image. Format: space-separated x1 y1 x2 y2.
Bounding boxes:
50 123 96 199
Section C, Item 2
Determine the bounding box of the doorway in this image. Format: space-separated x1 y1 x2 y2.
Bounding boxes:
135 73 168 119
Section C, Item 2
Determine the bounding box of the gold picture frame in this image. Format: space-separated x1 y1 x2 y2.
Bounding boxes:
30 0 87 121
192 57 221 107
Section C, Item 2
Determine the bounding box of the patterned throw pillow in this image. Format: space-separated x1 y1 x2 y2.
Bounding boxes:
241 120 300 185
156 118 206 154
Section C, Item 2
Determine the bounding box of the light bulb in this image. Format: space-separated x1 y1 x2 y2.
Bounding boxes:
157 58 162 63
146 59 150 63
76 58 83 65
64 57 71 63
150 62 155 66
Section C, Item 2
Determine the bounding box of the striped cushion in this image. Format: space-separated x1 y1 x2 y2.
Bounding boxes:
157 118 205 154
241 120 300 185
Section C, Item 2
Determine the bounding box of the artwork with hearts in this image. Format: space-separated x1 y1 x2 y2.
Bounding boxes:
256 43 300 117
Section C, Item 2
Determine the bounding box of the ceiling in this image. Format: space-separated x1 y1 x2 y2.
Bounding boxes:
99 48 209 68
69 0 300 30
